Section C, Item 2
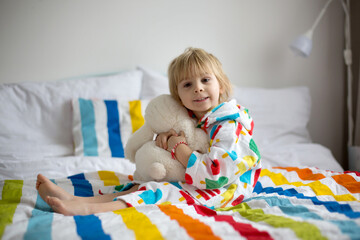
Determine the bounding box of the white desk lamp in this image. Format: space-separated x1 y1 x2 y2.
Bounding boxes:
290 0 354 168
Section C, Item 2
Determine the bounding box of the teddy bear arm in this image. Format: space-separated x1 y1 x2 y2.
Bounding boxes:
191 128 210 154
124 123 154 163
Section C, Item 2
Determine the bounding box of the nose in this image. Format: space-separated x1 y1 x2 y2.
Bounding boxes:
194 82 204 93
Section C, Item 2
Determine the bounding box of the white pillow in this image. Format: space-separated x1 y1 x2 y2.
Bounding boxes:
260 143 343 172
137 65 169 99
232 86 343 170
72 98 149 157
233 86 312 149
0 70 143 158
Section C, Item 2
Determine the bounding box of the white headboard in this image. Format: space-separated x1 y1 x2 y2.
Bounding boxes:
0 0 345 166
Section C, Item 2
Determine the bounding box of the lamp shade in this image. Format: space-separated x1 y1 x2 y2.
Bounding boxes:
290 34 313 57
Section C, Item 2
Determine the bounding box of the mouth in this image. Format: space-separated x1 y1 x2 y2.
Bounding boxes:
193 97 209 102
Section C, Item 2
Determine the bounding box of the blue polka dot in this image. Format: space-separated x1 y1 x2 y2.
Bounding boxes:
227 151 238 161
187 153 197 168
139 189 163 204
240 170 252 184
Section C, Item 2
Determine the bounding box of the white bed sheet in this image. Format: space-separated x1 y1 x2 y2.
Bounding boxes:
0 156 135 180
0 142 343 181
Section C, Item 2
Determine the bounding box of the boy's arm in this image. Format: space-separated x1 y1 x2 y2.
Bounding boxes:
173 144 192 167
167 131 191 167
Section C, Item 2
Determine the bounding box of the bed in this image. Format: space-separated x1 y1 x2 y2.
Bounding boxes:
0 66 359 240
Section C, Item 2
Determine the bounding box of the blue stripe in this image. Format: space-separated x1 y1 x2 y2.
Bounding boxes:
330 220 360 240
73 215 111 240
211 102 225 112
68 173 94 197
104 100 124 157
246 196 322 220
247 194 360 238
24 180 55 240
253 182 360 219
69 174 110 240
79 98 98 156
209 124 218 140
216 113 240 122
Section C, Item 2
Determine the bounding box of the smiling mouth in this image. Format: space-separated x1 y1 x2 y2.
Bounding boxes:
194 97 209 102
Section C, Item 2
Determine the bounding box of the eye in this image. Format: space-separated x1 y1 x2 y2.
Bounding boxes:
183 82 192 88
202 78 210 83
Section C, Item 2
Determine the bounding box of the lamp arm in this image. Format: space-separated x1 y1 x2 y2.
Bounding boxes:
309 0 334 33
341 0 351 52
340 0 354 146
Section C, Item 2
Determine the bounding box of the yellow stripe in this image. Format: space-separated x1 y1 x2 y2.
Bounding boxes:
98 171 120 186
113 207 164 240
0 180 23 238
129 100 145 133
261 169 358 201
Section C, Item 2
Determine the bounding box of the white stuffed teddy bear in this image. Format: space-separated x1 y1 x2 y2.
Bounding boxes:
124 94 209 182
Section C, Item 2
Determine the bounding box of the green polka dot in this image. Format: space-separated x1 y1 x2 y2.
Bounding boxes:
206 176 229 189
250 139 261 160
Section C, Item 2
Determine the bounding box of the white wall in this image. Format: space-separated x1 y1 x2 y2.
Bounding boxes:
0 0 345 166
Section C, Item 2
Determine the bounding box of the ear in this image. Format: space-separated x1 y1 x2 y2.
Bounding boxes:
219 82 224 95
219 86 224 95
219 85 224 101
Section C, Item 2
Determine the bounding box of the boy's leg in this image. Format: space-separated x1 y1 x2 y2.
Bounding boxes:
76 185 139 203
37 173 138 204
47 197 128 216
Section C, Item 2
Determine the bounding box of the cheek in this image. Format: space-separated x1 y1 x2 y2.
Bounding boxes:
177 90 187 103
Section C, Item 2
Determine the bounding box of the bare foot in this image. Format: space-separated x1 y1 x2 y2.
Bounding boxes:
46 197 90 216
36 174 74 202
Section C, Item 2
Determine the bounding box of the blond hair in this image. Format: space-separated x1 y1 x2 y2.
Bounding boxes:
168 47 232 104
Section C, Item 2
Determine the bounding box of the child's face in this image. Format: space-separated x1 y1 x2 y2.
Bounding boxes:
177 72 222 120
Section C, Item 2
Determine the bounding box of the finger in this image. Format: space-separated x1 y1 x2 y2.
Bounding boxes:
169 129 178 137
161 137 168 150
179 131 185 137
155 137 162 148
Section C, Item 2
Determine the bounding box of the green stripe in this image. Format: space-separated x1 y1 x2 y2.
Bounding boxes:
218 203 327 240
0 180 24 238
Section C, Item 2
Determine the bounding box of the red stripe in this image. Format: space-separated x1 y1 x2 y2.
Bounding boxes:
205 189 216 197
211 125 222 141
195 189 211 200
235 122 242 137
213 189 220 194
253 168 262 187
344 171 360 177
180 190 195 205
194 205 273 240
248 121 254 135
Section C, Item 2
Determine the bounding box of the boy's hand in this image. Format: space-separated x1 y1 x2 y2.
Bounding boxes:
167 131 192 168
155 129 178 150
167 131 187 151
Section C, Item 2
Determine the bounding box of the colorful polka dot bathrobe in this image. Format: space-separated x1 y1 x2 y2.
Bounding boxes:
117 100 261 209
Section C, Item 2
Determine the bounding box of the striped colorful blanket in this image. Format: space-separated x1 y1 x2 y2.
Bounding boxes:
1 167 360 240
